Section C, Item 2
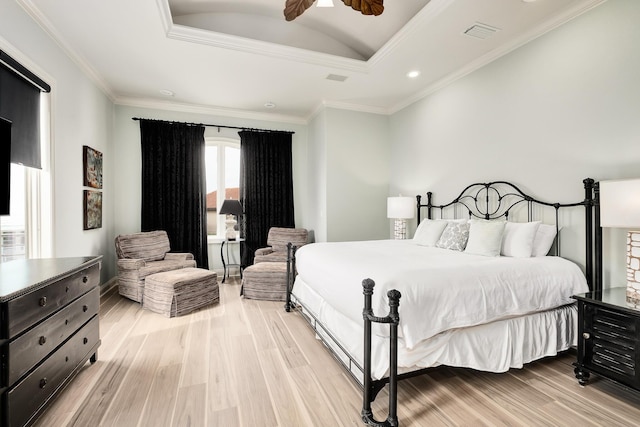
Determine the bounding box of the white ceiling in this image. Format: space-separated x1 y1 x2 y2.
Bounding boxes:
20 0 605 123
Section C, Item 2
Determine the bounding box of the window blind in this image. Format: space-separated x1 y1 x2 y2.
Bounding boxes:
0 50 50 170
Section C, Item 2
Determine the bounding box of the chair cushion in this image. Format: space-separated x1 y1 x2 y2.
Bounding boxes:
115 230 170 262
138 259 197 279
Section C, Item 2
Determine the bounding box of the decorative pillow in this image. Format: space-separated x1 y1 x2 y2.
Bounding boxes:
464 220 506 257
413 219 449 247
501 221 540 258
435 221 470 252
532 224 558 257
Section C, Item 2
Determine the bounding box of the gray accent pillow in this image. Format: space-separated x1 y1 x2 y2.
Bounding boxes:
436 222 470 251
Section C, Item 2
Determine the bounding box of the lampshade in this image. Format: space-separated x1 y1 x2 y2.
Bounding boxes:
387 196 415 219
600 179 640 228
219 199 243 216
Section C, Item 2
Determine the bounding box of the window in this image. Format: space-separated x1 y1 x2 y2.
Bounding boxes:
205 138 240 237
0 92 51 262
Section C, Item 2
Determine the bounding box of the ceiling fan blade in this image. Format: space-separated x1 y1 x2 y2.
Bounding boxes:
284 0 315 21
341 0 384 16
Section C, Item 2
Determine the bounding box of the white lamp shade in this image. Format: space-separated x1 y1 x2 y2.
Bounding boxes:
387 196 415 219
600 179 640 228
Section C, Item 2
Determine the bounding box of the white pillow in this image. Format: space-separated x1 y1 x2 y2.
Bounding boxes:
501 221 540 257
435 222 470 251
464 220 506 257
413 219 449 247
532 224 558 257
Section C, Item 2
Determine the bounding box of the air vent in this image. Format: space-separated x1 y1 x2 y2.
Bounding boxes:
463 23 500 40
326 74 348 82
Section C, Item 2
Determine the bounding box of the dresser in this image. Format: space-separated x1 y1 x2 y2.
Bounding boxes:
0 256 102 427
573 287 640 391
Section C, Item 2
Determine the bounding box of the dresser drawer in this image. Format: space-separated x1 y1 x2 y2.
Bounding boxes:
3 316 100 427
1 287 99 387
3 263 99 338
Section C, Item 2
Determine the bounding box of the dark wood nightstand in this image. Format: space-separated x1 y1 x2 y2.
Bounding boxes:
573 287 640 391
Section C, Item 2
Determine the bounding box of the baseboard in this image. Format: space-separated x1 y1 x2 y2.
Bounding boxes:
100 277 118 296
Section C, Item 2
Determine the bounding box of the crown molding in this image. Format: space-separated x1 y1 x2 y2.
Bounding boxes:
114 96 308 126
389 0 608 114
156 0 369 73
18 0 117 103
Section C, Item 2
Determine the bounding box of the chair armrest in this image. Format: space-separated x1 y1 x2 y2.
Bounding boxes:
117 258 146 270
255 247 274 257
164 252 195 261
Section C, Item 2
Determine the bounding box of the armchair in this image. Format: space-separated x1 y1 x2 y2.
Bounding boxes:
115 230 196 302
254 227 308 264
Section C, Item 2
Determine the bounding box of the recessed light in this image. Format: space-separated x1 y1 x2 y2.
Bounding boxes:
159 89 174 96
264 101 276 109
406 70 420 79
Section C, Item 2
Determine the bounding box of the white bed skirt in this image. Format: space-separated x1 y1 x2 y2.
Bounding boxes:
292 277 578 381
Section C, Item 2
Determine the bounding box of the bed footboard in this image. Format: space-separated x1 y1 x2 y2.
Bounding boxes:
362 279 401 427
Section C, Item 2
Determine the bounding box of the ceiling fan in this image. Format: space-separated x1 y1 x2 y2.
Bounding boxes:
284 0 384 21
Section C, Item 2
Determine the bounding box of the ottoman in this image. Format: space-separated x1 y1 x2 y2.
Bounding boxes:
143 267 218 317
241 262 289 301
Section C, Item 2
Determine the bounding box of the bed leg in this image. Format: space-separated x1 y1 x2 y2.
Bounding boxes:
285 243 297 312
361 279 401 427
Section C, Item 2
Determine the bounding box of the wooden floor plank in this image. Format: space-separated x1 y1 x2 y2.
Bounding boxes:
139 364 182 427
174 383 207 426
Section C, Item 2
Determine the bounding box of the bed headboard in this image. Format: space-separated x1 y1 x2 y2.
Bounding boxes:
416 178 602 292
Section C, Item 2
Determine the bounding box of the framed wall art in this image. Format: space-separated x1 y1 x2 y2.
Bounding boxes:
83 190 102 230
83 145 103 189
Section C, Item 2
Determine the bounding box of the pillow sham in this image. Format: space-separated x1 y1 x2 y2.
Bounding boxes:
532 224 558 257
501 221 540 258
413 219 449 247
436 221 470 252
464 219 506 257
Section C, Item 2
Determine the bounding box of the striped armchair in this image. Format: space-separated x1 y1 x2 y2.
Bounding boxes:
254 227 308 264
115 230 196 303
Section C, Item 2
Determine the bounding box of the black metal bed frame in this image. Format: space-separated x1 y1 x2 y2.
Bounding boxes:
285 178 602 426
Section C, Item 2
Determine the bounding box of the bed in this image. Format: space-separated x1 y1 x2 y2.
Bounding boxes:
285 178 602 426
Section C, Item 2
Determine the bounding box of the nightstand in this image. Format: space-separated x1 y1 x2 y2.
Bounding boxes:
573 287 640 391
220 238 244 283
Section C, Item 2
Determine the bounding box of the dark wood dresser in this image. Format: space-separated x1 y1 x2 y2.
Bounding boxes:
0 256 102 427
573 287 640 391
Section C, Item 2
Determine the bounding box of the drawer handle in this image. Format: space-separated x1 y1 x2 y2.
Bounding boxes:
40 378 47 389
83 305 88 313
39 336 47 345
39 296 47 307
583 332 591 340
82 275 89 283
83 337 89 345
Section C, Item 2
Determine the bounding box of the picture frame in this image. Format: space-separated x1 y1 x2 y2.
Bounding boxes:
83 190 102 230
83 145 103 189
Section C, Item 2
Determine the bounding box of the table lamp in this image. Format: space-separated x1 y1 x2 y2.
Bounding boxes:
600 179 640 304
219 199 243 241
387 196 415 240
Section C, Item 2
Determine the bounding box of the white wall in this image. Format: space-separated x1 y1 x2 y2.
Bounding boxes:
325 108 390 242
306 109 328 243
389 0 640 286
1 0 115 283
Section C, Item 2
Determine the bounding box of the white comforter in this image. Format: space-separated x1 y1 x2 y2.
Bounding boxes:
293 239 589 350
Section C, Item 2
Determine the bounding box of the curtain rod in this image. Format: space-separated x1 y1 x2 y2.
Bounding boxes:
131 117 294 134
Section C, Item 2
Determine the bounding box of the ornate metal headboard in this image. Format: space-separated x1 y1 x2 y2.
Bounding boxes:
416 178 602 292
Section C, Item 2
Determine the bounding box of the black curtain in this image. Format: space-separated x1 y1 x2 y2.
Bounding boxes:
139 119 208 268
239 131 294 266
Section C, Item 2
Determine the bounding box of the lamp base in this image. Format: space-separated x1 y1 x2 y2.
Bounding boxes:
393 219 407 240
225 216 237 241
625 230 640 306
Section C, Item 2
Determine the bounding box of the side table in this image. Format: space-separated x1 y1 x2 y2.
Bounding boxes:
220 238 244 283
572 287 640 391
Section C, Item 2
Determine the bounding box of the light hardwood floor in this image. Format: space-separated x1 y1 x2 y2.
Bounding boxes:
34 277 640 427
